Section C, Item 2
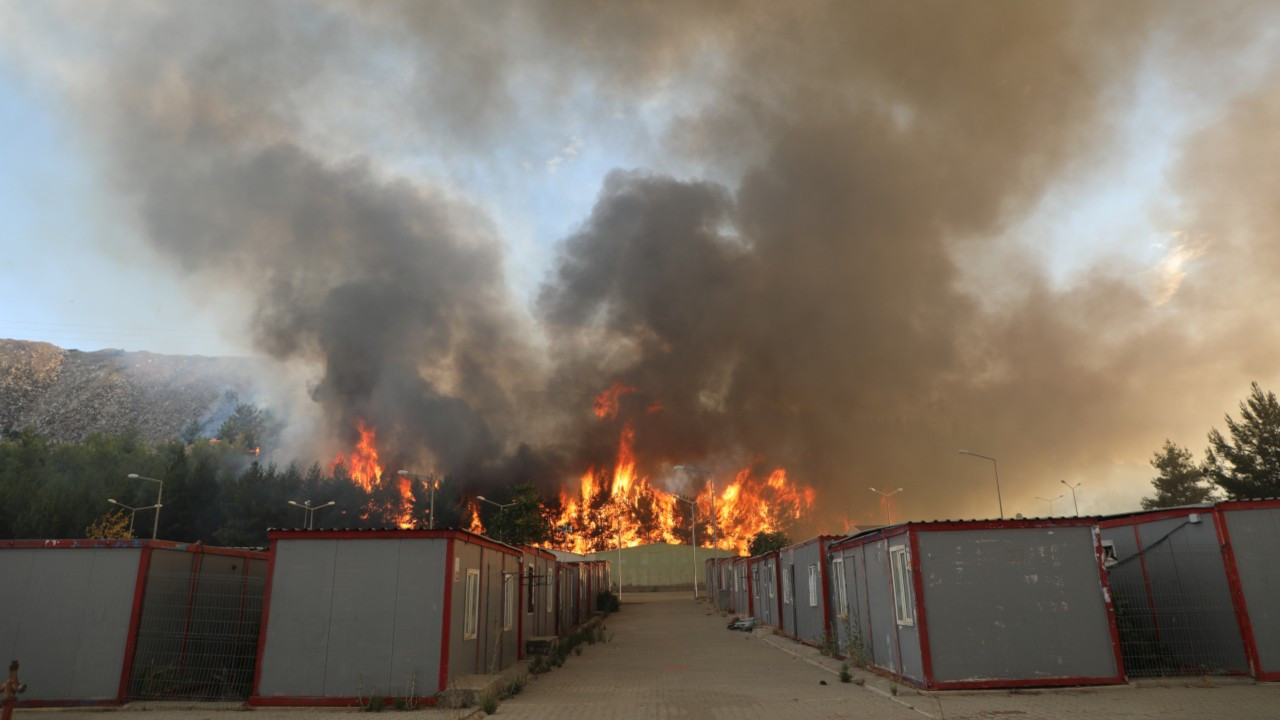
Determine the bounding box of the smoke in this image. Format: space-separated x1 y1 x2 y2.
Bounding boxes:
7 1 1280 526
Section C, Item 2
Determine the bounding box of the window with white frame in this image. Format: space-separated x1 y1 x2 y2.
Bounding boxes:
832 557 849 618
808 564 819 607
503 572 516 630
464 569 480 639
890 546 914 626
768 567 775 598
526 569 535 614
782 566 793 604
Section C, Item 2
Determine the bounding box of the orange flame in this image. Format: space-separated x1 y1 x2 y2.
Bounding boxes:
549 412 816 555
467 499 486 534
331 419 414 529
331 419 383 492
593 381 636 420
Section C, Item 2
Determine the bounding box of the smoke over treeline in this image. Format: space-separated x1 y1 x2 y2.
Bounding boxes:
6 1 1280 527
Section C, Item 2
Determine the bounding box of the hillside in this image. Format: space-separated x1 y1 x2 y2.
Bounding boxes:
0 339 261 444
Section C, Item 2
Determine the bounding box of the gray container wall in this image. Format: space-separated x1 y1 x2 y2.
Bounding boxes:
557 563 577 633
918 526 1118 684
1222 505 1280 676
781 540 833 647
750 557 778 624
1101 513 1248 676
522 552 555 640
731 559 750 615
449 541 521 677
255 538 446 699
755 555 780 626
835 537 923 682
0 546 141 702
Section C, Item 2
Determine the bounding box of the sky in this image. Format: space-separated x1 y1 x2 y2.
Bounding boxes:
3 1 1280 529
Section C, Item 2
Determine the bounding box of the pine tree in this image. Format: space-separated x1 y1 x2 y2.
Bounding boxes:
1205 382 1280 500
1141 440 1215 509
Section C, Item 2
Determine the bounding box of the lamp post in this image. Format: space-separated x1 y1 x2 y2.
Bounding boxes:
107 498 161 536
673 494 699 599
127 473 164 539
287 500 336 530
1034 494 1064 516
475 496 515 510
1060 480 1082 516
397 470 439 529
675 465 716 549
957 451 1004 519
868 487 904 525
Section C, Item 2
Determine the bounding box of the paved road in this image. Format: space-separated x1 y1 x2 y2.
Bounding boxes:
500 592 921 720
501 592 1280 720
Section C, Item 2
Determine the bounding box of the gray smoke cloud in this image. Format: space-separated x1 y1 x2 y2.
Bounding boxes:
8 0 1280 527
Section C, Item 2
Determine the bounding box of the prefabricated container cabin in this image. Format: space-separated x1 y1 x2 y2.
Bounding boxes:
519 546 557 656
828 518 1124 690
251 529 521 706
778 536 839 646
749 551 782 626
0 539 268 706
730 556 752 615
711 556 736 610
1100 499 1280 681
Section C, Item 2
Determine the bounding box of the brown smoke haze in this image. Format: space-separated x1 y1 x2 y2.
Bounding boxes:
6 0 1280 529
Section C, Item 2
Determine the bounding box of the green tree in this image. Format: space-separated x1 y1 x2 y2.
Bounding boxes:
484 483 552 546
1141 440 1215 509
748 530 791 556
217 403 279 451
1205 382 1280 500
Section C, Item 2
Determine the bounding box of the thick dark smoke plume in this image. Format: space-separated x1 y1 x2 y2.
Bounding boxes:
17 1 1280 527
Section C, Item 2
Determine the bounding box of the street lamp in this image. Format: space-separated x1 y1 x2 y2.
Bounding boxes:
957 451 1004 519
673 494 699 599
675 465 716 549
868 487 904 525
397 470 439 529
127 473 164 539
107 498 161 536
475 495 515 510
287 500 336 530
1060 480 1083 516
1034 494 1064 516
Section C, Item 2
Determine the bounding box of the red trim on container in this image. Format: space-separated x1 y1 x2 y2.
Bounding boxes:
1092 528 1127 682
266 528 520 557
250 538 279 698
1216 498 1280 511
438 536 455 692
1132 524 1165 650
115 544 154 703
818 539 833 640
15 699 120 709
517 555 525 660
1097 507 1204 528
908 529 933 687
928 675 1126 691
1215 507 1263 678
249 695 439 707
0 538 266 559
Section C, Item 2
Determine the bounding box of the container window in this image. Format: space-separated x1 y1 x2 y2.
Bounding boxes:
808 564 819 607
890 546 914 626
503 572 516 630
464 569 480 639
832 557 849 618
782 567 793 604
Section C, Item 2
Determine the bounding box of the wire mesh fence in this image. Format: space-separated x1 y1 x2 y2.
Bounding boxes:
127 570 265 701
1108 543 1249 677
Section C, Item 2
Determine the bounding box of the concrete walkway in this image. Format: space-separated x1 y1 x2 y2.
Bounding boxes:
499 592 1280 720
499 592 921 719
